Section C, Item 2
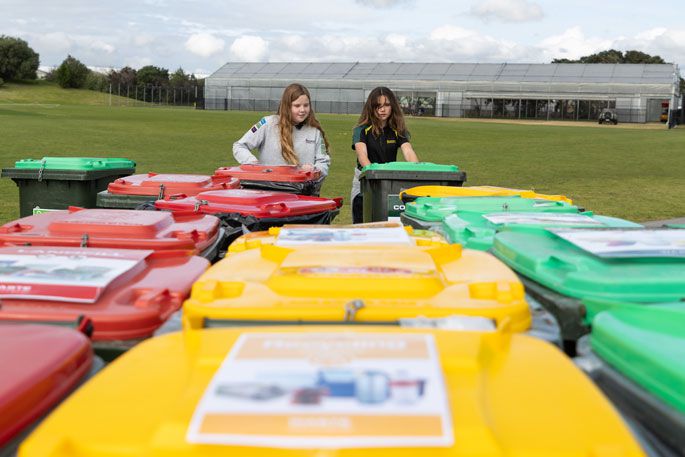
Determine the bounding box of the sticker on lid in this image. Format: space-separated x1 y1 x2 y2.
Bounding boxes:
0 247 151 302
551 229 685 258
484 212 604 226
275 226 413 246
187 332 453 448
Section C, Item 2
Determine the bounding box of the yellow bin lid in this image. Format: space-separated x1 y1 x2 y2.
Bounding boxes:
185 224 530 331
20 326 645 456
400 185 573 204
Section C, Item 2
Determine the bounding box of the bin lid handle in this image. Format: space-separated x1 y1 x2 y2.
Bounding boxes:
344 299 365 322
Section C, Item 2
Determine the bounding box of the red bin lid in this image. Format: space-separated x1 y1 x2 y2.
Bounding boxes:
214 164 321 183
0 323 92 447
0 246 209 341
155 189 341 218
107 173 240 197
0 208 221 254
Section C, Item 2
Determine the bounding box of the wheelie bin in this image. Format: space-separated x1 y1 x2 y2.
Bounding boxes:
400 185 573 205
0 246 208 358
96 173 240 209
1 157 136 217
579 302 685 456
401 196 581 231
491 227 685 354
182 223 531 332
0 207 225 262
441 211 641 251
214 164 323 195
18 326 646 457
358 162 466 222
0 324 94 456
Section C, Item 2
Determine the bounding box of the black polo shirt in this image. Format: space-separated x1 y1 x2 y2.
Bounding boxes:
352 124 409 169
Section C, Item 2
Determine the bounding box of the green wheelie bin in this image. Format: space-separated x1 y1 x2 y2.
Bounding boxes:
2 157 136 217
358 162 466 222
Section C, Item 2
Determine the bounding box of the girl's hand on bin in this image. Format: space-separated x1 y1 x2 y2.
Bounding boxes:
300 164 314 172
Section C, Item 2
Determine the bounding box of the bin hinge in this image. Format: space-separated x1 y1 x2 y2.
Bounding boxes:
37 159 46 182
344 299 365 322
193 199 208 212
80 233 89 247
158 184 166 200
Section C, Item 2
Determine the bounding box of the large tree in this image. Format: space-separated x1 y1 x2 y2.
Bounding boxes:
55 55 90 88
137 65 169 86
0 35 40 80
108 66 137 87
553 49 666 64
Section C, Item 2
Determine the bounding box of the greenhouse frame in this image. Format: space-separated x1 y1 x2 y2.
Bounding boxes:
205 62 681 123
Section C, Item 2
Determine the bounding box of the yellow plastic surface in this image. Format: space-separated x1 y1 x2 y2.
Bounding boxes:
229 223 448 254
20 326 645 457
400 185 573 204
186 226 530 331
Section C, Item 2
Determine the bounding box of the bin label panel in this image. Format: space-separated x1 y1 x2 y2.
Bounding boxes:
552 228 685 258
483 213 603 226
187 332 453 448
387 194 405 218
275 226 412 246
0 247 150 302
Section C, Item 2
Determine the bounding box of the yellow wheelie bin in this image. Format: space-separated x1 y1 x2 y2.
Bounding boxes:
184 223 530 332
19 326 646 456
399 185 573 205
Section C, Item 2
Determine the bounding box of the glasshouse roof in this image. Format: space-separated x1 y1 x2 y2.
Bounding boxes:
208 62 677 84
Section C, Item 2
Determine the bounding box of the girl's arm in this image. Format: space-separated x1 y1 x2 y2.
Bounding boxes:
312 131 331 176
354 142 372 167
400 142 419 162
232 118 268 164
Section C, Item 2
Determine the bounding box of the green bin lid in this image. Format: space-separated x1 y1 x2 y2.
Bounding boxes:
491 227 685 302
361 162 460 173
14 157 136 171
591 302 685 414
405 196 580 222
442 212 641 251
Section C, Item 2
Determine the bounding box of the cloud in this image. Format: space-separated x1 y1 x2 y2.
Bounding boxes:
91 40 115 54
354 0 412 8
185 33 225 57
230 35 269 61
537 27 614 61
470 0 544 23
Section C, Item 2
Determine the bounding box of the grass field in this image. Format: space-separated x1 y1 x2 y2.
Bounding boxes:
1 81 684 224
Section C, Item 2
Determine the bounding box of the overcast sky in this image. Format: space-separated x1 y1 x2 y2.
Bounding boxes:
2 0 684 77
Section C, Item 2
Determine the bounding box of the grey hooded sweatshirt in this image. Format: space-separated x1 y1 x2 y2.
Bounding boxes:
232 115 330 176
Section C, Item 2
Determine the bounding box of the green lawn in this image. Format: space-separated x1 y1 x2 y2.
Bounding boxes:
1 81 684 224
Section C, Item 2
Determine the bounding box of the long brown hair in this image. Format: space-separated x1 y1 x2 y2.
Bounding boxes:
356 86 407 137
277 83 331 165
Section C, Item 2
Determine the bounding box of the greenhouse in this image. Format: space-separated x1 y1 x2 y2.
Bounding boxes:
204 62 680 123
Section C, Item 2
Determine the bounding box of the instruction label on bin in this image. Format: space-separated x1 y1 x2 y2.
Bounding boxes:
0 247 151 302
276 226 412 246
484 213 604 226
551 229 685 257
187 332 453 448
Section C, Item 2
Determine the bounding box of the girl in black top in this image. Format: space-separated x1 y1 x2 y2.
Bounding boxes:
351 86 419 223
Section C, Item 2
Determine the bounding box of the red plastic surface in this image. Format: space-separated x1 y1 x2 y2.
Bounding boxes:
107 173 239 197
154 189 341 218
0 208 221 254
0 247 209 341
214 164 321 183
0 324 92 447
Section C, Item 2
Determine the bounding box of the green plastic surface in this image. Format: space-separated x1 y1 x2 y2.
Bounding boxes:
13 157 136 171
361 162 459 173
405 196 580 222
442 212 642 251
491 227 685 302
591 303 685 414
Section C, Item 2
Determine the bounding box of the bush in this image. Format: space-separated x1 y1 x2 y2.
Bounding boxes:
0 35 39 81
84 71 108 91
55 55 89 88
0 76 4 87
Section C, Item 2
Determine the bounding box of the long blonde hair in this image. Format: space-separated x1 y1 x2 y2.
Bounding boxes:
356 86 408 137
277 83 330 165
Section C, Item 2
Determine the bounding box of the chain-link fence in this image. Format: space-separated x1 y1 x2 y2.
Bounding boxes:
100 84 205 108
